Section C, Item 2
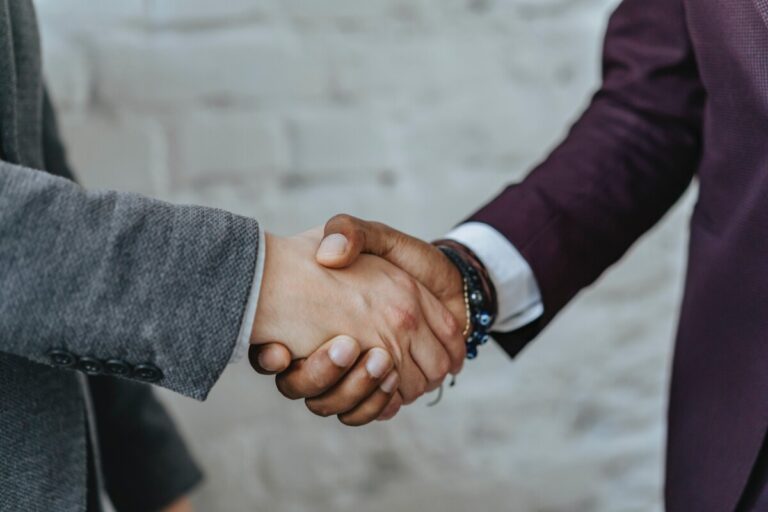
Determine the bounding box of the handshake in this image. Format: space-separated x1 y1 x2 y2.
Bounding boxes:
248 214 473 426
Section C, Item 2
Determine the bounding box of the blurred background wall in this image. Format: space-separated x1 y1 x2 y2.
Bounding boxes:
35 1 696 510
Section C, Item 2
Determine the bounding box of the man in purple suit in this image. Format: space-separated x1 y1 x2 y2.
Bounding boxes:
251 0 768 509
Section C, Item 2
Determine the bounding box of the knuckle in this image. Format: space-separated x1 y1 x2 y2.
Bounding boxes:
368 220 388 232
351 291 371 314
276 378 300 400
378 338 404 369
329 213 354 227
380 404 400 421
338 413 367 427
304 364 335 396
380 394 402 420
435 354 451 379
306 370 326 393
401 380 426 405
387 304 420 332
277 366 330 400
415 379 427 397
328 213 364 239
400 275 420 294
305 399 335 418
443 310 462 339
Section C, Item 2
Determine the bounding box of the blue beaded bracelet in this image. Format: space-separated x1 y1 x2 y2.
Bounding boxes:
437 245 496 360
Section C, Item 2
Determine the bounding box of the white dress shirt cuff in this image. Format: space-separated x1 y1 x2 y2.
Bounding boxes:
446 222 544 332
229 226 266 363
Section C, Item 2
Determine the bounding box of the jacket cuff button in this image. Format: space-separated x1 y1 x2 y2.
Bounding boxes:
48 350 76 368
104 359 130 376
77 357 103 375
133 364 162 383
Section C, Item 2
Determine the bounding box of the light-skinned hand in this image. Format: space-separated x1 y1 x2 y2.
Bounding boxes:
250 217 467 424
250 227 463 404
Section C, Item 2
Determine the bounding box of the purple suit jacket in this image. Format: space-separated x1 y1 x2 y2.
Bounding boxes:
470 0 768 509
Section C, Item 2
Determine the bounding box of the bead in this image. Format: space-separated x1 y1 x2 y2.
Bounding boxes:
469 290 484 306
477 312 492 327
466 346 478 359
479 334 490 345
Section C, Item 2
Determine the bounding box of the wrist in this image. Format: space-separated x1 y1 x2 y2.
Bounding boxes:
433 239 499 359
440 258 467 330
433 239 498 319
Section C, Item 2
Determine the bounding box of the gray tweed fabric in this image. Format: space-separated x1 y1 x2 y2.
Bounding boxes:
0 1 260 510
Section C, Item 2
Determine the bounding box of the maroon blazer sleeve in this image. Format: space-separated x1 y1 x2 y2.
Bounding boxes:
471 0 706 356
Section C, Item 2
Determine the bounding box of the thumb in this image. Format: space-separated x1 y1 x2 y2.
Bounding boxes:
315 214 454 301
248 343 292 375
316 214 397 269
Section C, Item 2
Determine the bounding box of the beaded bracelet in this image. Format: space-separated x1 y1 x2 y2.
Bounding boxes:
436 245 496 359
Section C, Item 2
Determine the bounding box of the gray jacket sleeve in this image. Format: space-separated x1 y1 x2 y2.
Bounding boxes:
44 88 205 508
0 162 259 400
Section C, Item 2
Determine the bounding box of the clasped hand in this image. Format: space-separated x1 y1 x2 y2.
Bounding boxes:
249 216 467 425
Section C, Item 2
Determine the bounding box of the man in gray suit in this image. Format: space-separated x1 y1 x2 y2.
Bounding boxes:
0 2 465 510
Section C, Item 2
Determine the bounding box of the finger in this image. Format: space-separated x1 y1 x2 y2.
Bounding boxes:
248 343 292 375
276 335 360 399
397 351 428 405
318 215 466 345
338 371 400 426
305 348 393 417
378 392 403 421
416 282 466 375
408 324 451 393
318 215 455 297
316 214 399 269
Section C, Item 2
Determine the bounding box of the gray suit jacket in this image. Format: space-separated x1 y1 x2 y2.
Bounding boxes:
0 2 260 510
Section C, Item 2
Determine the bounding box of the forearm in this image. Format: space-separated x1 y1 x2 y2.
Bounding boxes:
473 91 700 331
467 0 704 351
0 163 259 399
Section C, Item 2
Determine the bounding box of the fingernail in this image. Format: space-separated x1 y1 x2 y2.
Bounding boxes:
380 372 398 393
328 336 357 367
317 234 348 259
366 348 391 378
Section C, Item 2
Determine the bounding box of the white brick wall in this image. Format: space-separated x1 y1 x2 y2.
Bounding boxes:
176 109 290 184
36 1 692 511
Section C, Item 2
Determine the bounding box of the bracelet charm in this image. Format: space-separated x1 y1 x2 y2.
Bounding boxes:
437 245 496 360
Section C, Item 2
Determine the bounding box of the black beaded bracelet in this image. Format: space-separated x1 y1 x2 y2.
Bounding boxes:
437 245 496 359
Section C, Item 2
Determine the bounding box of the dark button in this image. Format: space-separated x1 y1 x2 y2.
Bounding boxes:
104 359 130 376
77 357 103 375
133 364 163 382
49 349 76 368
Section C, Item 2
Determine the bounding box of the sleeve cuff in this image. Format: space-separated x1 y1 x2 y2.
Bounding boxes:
446 222 544 332
229 226 265 363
